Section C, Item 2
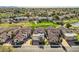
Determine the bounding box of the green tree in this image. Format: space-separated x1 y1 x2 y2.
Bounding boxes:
66 23 72 28
53 15 60 20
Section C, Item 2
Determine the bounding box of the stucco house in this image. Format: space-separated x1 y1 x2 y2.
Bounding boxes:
32 27 45 45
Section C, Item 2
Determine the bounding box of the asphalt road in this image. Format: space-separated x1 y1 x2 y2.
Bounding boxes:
14 45 65 52
14 45 79 52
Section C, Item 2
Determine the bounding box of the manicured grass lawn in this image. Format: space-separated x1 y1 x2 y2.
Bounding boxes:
63 19 79 24
63 19 79 29
70 26 79 29
31 21 59 28
76 34 79 41
0 21 60 28
0 13 24 18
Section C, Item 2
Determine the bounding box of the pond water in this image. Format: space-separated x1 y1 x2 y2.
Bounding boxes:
71 22 79 27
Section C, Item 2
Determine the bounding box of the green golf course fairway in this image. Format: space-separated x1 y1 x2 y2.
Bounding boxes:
0 21 60 28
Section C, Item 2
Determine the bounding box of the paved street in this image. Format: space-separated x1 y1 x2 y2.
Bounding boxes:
15 46 65 52
14 39 79 52
14 45 79 52
14 39 65 52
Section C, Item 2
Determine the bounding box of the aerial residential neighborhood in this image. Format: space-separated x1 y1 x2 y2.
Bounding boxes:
0 7 79 52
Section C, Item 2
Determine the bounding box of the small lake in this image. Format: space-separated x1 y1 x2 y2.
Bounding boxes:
71 22 79 27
